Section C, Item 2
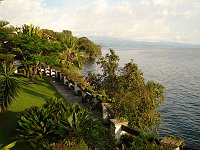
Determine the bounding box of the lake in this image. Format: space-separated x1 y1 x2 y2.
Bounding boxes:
82 47 200 149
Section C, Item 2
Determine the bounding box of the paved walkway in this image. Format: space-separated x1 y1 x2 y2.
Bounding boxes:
45 76 101 117
45 76 114 146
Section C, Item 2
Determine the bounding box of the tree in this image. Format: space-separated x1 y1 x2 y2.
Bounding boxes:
96 49 120 97
0 63 24 112
58 35 87 69
78 37 101 59
13 25 43 80
0 21 17 62
0 21 102 84
14 24 63 82
87 49 165 131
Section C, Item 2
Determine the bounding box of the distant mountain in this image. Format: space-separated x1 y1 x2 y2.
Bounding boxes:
88 36 200 50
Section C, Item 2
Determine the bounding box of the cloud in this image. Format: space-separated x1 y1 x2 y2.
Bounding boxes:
0 0 200 43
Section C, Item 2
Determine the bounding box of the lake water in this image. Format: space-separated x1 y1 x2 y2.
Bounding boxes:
82 47 200 149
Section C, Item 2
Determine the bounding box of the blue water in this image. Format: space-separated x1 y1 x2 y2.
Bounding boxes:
83 48 200 149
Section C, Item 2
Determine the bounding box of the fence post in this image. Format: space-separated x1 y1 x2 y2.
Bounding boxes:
101 103 111 124
110 119 128 144
55 70 60 79
63 76 68 85
51 68 56 77
59 73 63 81
74 82 80 95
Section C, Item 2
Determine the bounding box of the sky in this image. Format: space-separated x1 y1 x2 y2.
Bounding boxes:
0 0 200 44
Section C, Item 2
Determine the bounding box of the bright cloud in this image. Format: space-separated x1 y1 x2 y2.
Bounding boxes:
0 0 200 44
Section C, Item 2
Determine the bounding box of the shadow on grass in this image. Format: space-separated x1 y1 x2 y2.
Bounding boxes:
34 78 51 86
28 78 61 95
15 73 50 87
21 87 50 100
14 74 61 98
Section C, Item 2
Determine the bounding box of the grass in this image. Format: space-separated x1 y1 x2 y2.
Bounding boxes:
0 75 62 149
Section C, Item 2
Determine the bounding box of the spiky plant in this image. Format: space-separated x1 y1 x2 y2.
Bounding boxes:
0 63 24 112
0 141 16 150
16 98 112 149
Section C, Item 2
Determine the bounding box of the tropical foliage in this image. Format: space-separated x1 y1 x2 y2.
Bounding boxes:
0 21 16 62
0 63 24 112
0 141 16 150
0 20 101 83
120 133 172 150
78 37 101 59
16 97 110 149
87 49 165 130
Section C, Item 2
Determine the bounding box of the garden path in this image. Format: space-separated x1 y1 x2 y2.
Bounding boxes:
45 76 101 118
45 76 114 146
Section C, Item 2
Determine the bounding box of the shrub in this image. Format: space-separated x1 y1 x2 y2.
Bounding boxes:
16 97 111 149
120 132 174 150
16 105 57 149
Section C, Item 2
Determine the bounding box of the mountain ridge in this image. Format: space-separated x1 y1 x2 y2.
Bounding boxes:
88 36 200 50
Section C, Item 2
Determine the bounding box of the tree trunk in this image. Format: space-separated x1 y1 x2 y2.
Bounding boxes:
25 67 28 77
28 66 33 83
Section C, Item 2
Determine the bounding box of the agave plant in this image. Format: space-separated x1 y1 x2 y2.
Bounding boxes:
16 106 57 149
0 63 24 113
55 103 82 147
16 97 111 149
16 98 79 148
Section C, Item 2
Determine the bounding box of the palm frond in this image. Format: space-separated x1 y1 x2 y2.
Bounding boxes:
0 63 25 112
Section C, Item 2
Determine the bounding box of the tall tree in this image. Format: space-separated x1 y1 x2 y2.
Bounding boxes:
14 24 63 81
88 49 165 130
59 36 87 68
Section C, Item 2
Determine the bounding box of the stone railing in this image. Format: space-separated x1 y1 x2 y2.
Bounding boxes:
44 68 186 149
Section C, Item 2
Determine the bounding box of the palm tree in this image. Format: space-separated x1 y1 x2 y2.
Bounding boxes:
0 63 24 113
59 36 88 69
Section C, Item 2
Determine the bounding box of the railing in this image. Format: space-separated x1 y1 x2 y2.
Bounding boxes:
42 68 197 150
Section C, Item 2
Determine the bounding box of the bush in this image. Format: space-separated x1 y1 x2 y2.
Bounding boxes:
16 97 111 149
120 132 174 150
16 105 59 149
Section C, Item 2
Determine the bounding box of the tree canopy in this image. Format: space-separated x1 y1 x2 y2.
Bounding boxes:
0 20 101 82
0 20 102 110
87 49 165 131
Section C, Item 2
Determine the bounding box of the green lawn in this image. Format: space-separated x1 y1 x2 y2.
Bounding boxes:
0 75 62 149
